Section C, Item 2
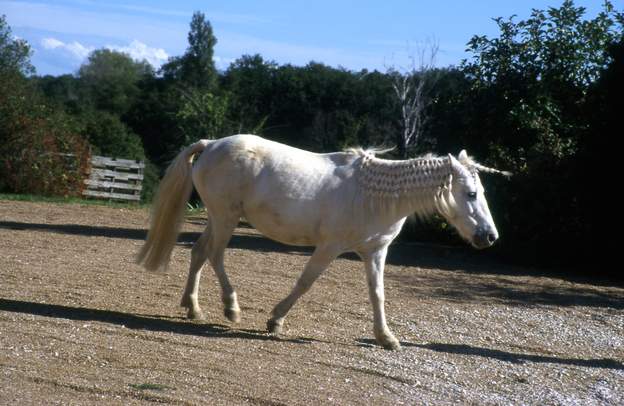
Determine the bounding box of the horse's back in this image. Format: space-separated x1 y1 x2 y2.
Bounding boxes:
194 134 354 189
192 134 360 246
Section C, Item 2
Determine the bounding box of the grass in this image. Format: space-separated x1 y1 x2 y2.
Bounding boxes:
129 383 172 391
0 193 207 217
0 193 147 209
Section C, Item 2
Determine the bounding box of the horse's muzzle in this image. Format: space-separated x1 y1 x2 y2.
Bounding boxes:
472 228 498 249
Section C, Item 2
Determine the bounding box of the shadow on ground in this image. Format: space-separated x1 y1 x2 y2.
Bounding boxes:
0 220 539 272
0 298 312 345
355 339 624 370
387 271 624 310
2 220 623 310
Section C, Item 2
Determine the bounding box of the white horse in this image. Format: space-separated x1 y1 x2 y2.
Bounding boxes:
137 134 509 350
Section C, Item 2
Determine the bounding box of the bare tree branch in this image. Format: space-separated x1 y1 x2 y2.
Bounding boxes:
386 39 440 158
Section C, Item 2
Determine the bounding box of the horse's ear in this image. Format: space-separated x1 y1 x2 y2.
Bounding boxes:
448 153 462 172
458 150 469 164
449 153 470 178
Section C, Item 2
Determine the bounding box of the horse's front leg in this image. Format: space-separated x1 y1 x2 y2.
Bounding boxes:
361 246 400 350
267 245 339 334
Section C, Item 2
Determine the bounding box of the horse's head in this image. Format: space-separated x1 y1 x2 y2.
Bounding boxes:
441 150 510 249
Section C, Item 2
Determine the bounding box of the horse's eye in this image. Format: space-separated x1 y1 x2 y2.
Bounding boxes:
467 192 477 200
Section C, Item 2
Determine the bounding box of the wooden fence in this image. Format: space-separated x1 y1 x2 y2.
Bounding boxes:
82 155 144 202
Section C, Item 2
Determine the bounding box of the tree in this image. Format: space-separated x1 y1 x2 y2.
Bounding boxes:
457 0 623 268
161 11 218 90
175 87 229 144
1 16 90 197
386 41 440 158
0 15 34 76
82 110 145 160
222 54 277 134
577 37 623 273
35 74 82 113
78 49 153 116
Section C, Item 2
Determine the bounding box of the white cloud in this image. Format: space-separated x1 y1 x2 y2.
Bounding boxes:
41 37 64 49
41 37 93 60
40 37 169 69
105 40 168 68
213 56 236 70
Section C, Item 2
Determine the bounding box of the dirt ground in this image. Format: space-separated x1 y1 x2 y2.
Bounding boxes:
1 199 623 405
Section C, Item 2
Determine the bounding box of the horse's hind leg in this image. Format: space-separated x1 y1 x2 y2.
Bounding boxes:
206 215 240 323
180 222 212 320
181 215 240 322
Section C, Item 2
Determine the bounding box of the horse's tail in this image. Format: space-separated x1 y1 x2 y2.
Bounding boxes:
136 139 211 271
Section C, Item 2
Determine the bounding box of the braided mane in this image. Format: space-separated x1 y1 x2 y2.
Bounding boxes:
348 148 510 220
356 151 451 198
350 149 453 219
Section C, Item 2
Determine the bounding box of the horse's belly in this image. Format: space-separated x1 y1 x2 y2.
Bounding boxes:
243 203 319 247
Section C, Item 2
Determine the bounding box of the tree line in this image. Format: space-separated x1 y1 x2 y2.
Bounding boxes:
1 1 622 275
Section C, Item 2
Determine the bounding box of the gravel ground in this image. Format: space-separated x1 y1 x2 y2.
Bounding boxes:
1 199 623 405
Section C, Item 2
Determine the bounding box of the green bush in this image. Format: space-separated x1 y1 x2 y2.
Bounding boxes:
0 75 90 197
81 110 145 160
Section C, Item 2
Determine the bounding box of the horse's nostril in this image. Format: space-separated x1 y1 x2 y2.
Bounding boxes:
487 233 497 244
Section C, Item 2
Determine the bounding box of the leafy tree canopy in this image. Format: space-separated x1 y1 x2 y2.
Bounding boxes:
161 11 218 90
78 49 154 115
0 14 34 76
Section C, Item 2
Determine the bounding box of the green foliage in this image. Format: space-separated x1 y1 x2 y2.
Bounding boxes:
78 49 153 115
0 15 34 76
129 383 171 391
124 76 184 166
221 58 396 151
576 37 623 271
81 110 145 160
455 0 623 268
35 74 83 113
161 11 217 90
5 4 623 273
175 87 229 143
0 192 147 209
1 17 90 197
0 76 90 196
221 54 278 134
140 159 160 203
464 1 623 88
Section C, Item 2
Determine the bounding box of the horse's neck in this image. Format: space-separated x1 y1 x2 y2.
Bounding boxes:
357 154 451 219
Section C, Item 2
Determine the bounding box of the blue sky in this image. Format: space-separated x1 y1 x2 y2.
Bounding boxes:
1 0 613 76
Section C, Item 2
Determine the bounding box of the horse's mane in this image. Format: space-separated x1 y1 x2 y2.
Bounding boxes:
348 147 510 219
344 146 396 157
352 151 453 220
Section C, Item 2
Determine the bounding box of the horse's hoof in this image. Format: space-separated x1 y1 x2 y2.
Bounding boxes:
224 308 241 323
375 331 401 350
267 318 283 335
380 339 401 351
186 308 205 320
